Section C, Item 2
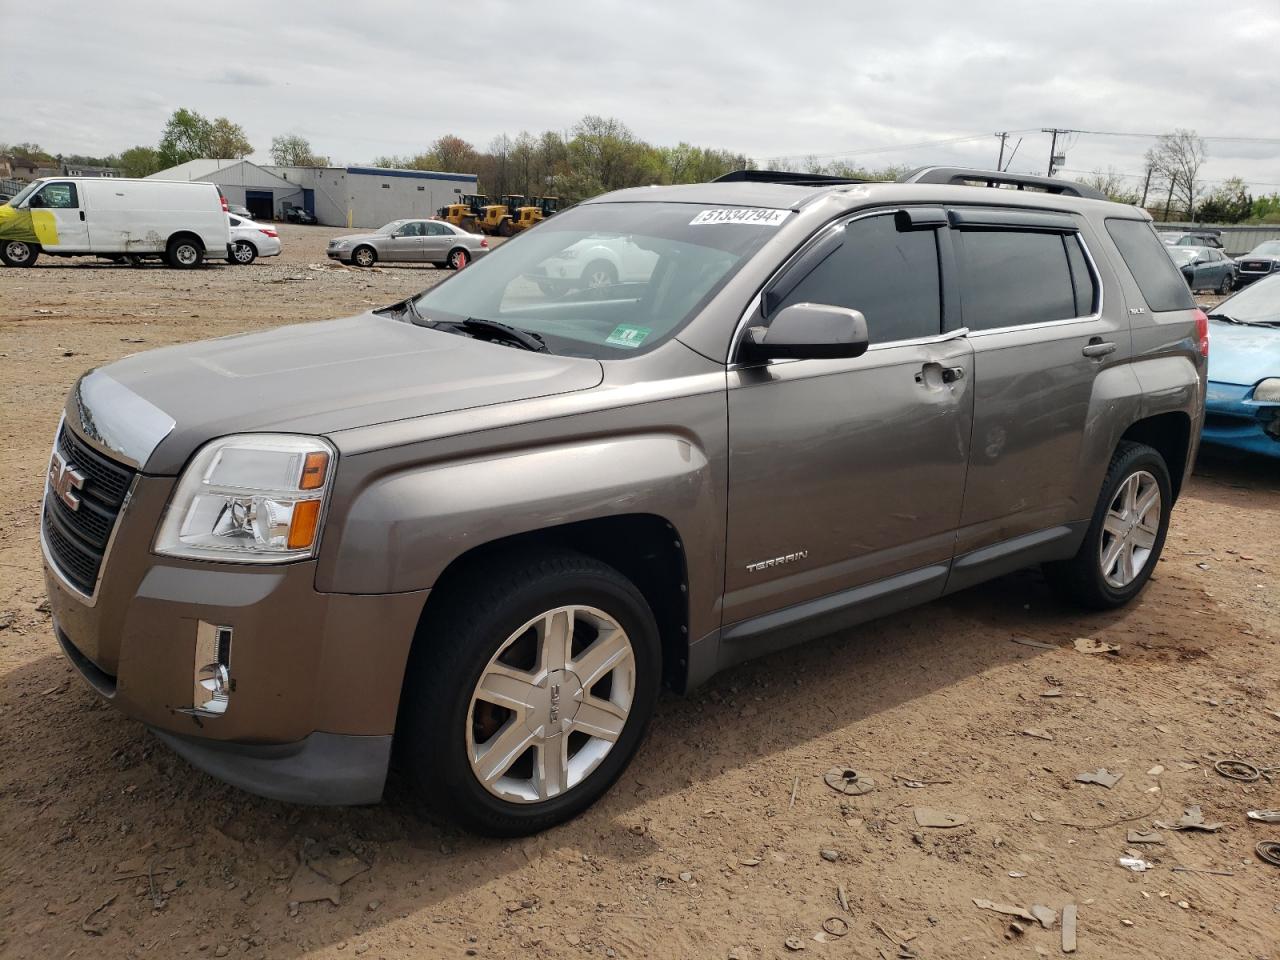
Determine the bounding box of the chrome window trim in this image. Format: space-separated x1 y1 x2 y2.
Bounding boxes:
39 415 139 608
960 227 1105 338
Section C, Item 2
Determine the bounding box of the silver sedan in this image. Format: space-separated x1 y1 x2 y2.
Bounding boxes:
326 219 489 269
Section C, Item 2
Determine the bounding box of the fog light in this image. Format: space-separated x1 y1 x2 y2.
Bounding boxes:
188 621 232 716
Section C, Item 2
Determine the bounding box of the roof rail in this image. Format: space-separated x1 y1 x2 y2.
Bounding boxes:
713 169 868 186
898 166 1107 201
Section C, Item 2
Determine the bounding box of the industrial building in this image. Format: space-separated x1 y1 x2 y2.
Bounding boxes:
147 158 304 221
265 165 478 228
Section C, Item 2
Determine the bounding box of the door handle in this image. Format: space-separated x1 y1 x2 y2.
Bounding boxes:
1082 338 1116 359
79 211 86 221
915 363 966 387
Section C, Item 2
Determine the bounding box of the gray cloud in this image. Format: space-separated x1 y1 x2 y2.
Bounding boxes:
0 0 1276 190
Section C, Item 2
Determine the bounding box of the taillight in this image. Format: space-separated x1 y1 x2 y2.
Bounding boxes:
260 228 278 238
220 195 229 212
1194 308 1209 358
480 238 489 248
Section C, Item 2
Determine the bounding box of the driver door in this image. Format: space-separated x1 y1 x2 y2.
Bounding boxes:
723 210 973 640
28 181 91 252
385 221 425 261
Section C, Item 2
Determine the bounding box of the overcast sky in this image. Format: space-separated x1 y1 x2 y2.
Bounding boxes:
3 1 1278 192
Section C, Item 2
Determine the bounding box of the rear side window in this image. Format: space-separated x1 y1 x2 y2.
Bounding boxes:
956 229 1079 331
1105 218 1195 312
775 213 942 343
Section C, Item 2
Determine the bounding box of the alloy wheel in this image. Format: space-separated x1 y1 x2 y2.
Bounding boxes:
1099 469 1161 588
466 605 635 804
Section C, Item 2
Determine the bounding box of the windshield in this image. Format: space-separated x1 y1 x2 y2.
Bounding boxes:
410 201 789 358
378 220 409 235
5 180 43 207
1167 248 1198 265
1212 275 1280 325
1248 241 1280 257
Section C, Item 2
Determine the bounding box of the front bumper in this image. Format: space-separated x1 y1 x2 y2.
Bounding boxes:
1202 381 1280 458
326 248 348 261
1235 264 1277 285
44 470 428 804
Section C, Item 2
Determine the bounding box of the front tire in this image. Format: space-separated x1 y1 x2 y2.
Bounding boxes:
1043 441 1172 610
352 245 377 267
1 239 39 267
397 551 661 836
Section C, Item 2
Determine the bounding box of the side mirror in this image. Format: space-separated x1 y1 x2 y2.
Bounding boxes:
741 303 869 362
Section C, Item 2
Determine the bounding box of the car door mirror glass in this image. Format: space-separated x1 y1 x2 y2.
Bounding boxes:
742 303 869 362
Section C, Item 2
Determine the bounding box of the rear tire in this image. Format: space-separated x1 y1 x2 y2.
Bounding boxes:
166 236 203 269
230 240 257 265
447 247 470 270
1217 273 1234 295
397 551 661 836
352 245 377 267
1042 441 1172 610
1 239 39 267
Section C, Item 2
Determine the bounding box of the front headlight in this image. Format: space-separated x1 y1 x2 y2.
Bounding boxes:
155 434 335 563
1253 378 1280 403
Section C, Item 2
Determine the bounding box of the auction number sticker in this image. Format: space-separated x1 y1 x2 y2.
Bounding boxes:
605 325 652 349
689 208 789 227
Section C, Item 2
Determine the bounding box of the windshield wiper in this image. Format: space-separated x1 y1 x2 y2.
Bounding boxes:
1208 312 1276 328
460 317 549 352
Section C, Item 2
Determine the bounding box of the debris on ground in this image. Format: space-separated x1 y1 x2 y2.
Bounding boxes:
1029 904 1057 930
1127 829 1164 844
1171 866 1234 876
80 893 117 935
1073 637 1120 655
914 808 969 828
836 884 851 914
784 934 805 951
1011 636 1058 650
1155 805 1224 833
1214 759 1276 782
1021 728 1054 741
820 848 840 862
288 840 372 907
820 917 849 939
1118 856 1153 872
1075 768 1124 788
1256 841 1280 867
1246 810 1280 823
1061 904 1078 953
823 767 874 796
973 899 1035 922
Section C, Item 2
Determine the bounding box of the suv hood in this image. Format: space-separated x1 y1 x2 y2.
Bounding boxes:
71 312 604 474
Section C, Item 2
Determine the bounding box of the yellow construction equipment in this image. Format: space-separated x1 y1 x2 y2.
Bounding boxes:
438 194 487 233
475 195 528 236
507 196 561 232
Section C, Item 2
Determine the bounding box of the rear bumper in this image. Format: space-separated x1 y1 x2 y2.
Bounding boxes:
151 728 392 805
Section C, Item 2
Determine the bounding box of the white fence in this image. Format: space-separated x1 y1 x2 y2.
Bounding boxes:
1156 222 1280 256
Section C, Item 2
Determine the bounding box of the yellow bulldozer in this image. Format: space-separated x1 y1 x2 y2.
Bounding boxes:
475 195 528 236
437 194 487 233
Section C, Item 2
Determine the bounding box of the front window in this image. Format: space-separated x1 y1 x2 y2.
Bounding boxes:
379 220 409 235
410 202 788 358
30 182 79 209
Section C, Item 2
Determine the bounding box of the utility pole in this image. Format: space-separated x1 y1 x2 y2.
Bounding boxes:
1041 128 1071 177
995 132 1009 171
1139 164 1154 208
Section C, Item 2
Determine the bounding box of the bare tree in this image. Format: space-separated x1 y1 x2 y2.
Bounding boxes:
1079 167 1140 205
1148 130 1207 220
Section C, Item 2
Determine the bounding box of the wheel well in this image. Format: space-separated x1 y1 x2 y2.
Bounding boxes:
235 239 257 253
414 515 690 689
584 258 617 277
167 231 204 251
1121 412 1191 499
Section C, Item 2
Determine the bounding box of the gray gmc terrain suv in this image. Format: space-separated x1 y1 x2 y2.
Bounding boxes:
43 167 1207 835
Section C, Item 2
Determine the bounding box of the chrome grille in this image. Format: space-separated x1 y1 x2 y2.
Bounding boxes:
42 424 136 596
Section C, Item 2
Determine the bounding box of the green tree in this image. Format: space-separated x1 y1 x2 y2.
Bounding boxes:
208 117 252 158
116 145 161 178
270 134 324 166
0 142 55 163
1196 177 1253 223
1251 194 1280 223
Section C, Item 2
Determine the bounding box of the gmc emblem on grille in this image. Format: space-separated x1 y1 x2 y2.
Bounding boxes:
48 450 86 511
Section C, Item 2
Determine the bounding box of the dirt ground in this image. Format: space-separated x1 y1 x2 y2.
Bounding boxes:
1 226 1277 960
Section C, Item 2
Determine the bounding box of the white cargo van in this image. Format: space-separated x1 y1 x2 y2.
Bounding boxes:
0 177 232 268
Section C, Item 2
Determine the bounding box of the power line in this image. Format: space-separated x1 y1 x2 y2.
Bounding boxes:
1056 166 1280 189
757 130 1037 164
1062 128 1280 144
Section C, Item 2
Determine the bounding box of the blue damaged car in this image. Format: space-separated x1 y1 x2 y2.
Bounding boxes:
1202 275 1280 458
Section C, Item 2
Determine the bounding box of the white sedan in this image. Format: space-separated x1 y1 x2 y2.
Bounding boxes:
227 215 281 265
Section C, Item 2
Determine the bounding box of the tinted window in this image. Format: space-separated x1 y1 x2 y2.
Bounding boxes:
775 214 941 343
1106 218 1195 312
957 229 1076 330
1064 233 1098 316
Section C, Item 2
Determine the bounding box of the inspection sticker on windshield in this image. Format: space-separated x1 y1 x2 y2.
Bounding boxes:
605 325 652 349
689 208 788 227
